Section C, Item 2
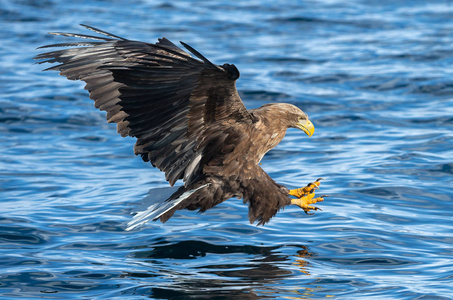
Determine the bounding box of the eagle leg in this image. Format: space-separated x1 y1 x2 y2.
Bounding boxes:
289 178 326 214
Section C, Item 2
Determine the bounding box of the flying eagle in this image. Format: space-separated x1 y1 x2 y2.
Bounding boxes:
35 25 326 229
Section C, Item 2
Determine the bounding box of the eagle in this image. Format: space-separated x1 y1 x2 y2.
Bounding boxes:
35 25 326 230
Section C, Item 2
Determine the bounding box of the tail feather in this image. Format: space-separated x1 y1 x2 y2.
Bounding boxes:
126 184 209 231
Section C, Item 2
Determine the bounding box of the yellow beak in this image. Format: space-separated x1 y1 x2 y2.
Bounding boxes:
297 119 315 137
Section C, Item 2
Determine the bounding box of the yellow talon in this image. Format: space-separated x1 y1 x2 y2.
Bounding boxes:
291 195 326 215
289 187 311 198
289 178 324 198
289 178 327 215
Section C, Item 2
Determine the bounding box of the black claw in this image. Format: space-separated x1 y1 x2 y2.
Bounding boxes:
304 206 321 215
316 178 324 182
306 183 317 189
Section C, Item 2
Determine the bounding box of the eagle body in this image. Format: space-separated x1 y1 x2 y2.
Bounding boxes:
35 25 316 228
169 104 298 224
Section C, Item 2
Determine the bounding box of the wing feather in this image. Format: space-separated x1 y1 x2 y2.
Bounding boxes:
35 25 252 186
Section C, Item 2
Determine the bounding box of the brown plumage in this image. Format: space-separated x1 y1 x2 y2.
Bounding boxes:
35 25 316 227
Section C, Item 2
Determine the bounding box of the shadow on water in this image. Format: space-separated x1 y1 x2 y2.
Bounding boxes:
122 240 315 299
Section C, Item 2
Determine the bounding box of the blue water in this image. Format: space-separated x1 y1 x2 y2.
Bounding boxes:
1 0 453 299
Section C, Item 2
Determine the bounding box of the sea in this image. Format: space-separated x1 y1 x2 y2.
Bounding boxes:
1 0 452 299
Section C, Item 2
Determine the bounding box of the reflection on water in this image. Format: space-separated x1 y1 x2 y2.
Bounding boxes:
294 246 313 276
1 0 453 299
127 240 315 299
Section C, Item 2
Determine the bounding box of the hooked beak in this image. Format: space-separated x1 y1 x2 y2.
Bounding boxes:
297 119 315 137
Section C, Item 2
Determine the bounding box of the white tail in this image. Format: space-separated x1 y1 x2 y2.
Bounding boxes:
126 184 209 231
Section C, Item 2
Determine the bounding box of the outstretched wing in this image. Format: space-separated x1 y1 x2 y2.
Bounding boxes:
35 24 253 186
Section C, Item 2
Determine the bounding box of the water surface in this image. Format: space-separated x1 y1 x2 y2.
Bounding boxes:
1 0 452 299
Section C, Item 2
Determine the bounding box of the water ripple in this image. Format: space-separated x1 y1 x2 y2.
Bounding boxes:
1 0 453 299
